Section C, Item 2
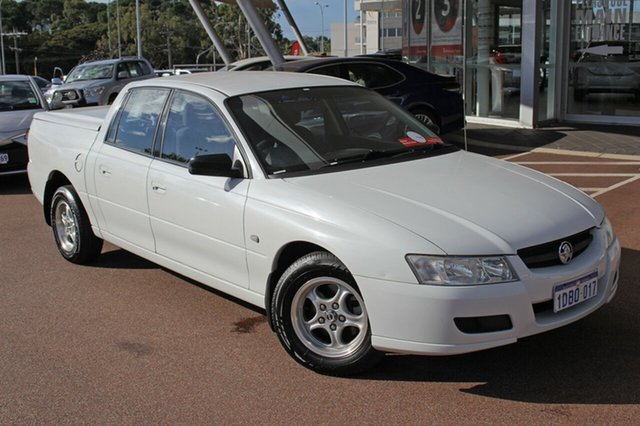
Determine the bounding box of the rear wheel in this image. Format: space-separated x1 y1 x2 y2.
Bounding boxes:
271 251 382 376
411 107 441 134
51 185 103 264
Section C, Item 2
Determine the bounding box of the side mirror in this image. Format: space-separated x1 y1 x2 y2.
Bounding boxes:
51 78 62 86
117 71 129 79
188 154 243 178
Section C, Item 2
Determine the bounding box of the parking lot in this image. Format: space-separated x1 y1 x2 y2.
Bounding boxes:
1 149 639 423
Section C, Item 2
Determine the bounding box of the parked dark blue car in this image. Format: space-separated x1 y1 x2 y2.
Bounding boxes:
275 57 464 135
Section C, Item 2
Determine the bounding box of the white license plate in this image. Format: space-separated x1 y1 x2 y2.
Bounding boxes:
0 153 8 164
553 271 598 313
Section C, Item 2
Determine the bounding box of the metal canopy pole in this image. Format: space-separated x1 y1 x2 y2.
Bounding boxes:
188 0 233 66
236 0 285 67
275 0 309 56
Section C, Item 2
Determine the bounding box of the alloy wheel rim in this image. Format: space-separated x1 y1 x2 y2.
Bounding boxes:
415 113 440 134
54 200 78 255
291 277 368 359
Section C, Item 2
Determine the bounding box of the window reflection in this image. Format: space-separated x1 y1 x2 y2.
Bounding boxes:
568 0 640 117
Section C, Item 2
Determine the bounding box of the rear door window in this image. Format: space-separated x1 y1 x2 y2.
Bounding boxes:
107 88 170 155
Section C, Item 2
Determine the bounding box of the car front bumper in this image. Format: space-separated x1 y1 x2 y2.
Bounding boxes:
0 141 28 175
358 230 621 356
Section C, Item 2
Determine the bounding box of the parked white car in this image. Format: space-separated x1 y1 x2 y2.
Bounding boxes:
27 72 621 375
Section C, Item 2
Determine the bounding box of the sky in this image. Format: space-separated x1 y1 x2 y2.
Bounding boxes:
275 0 358 40
91 0 359 41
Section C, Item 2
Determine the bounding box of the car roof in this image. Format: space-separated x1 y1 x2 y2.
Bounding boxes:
228 55 312 67
276 56 408 72
222 55 323 71
128 71 357 97
76 57 148 67
0 74 33 82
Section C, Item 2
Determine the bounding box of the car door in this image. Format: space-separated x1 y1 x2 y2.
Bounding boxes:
147 90 250 288
93 87 170 251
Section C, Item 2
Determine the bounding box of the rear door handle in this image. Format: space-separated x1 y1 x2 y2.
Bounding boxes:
99 165 111 176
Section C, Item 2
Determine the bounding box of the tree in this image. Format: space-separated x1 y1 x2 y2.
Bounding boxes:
11 0 288 77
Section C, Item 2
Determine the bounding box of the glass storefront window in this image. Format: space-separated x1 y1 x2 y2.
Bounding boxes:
402 0 463 78
465 0 523 120
539 0 559 122
568 0 640 118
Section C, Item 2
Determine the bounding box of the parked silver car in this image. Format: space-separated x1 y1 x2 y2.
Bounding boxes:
45 57 155 109
0 75 48 175
573 42 640 101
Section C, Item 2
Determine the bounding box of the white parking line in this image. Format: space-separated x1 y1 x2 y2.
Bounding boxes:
517 161 640 166
501 152 532 161
549 173 637 177
590 175 640 198
507 156 640 198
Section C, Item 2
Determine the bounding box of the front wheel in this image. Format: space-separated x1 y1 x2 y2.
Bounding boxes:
51 185 103 264
271 251 382 375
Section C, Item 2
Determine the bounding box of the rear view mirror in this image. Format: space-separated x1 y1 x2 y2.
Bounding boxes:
117 71 129 79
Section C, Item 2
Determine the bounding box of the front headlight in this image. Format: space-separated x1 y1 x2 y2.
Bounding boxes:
406 255 518 285
600 216 615 248
83 86 105 98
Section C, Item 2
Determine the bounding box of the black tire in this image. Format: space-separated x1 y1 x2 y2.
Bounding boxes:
50 185 103 264
271 251 382 376
410 107 441 134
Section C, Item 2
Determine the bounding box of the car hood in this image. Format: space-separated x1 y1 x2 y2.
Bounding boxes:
54 79 109 90
0 110 40 145
284 151 603 255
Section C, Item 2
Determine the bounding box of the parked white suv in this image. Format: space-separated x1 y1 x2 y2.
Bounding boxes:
46 57 155 108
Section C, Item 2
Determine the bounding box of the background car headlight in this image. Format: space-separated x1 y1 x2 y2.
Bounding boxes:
83 86 105 98
601 216 615 248
406 255 518 285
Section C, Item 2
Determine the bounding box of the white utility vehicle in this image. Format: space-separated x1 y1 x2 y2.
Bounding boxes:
27 72 621 375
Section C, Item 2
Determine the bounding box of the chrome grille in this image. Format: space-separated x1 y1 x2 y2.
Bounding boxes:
517 228 594 269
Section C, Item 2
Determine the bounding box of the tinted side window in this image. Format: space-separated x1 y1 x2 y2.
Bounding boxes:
126 62 143 78
116 62 129 79
138 61 151 75
110 88 170 154
308 64 345 79
161 91 236 164
344 63 404 89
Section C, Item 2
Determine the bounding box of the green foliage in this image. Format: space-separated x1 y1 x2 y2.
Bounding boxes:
1 0 292 78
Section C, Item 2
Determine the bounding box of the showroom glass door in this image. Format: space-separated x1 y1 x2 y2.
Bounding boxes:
567 0 640 122
464 0 523 121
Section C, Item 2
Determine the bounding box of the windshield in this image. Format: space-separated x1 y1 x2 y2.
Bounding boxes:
0 80 41 111
227 86 453 176
65 63 113 82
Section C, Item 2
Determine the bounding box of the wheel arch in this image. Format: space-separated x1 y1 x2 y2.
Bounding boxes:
265 241 343 330
407 103 440 122
107 92 119 104
43 171 72 226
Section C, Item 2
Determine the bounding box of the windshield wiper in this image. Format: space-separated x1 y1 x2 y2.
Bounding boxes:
324 149 405 166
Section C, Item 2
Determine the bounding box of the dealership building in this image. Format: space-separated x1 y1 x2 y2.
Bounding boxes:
332 0 640 129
